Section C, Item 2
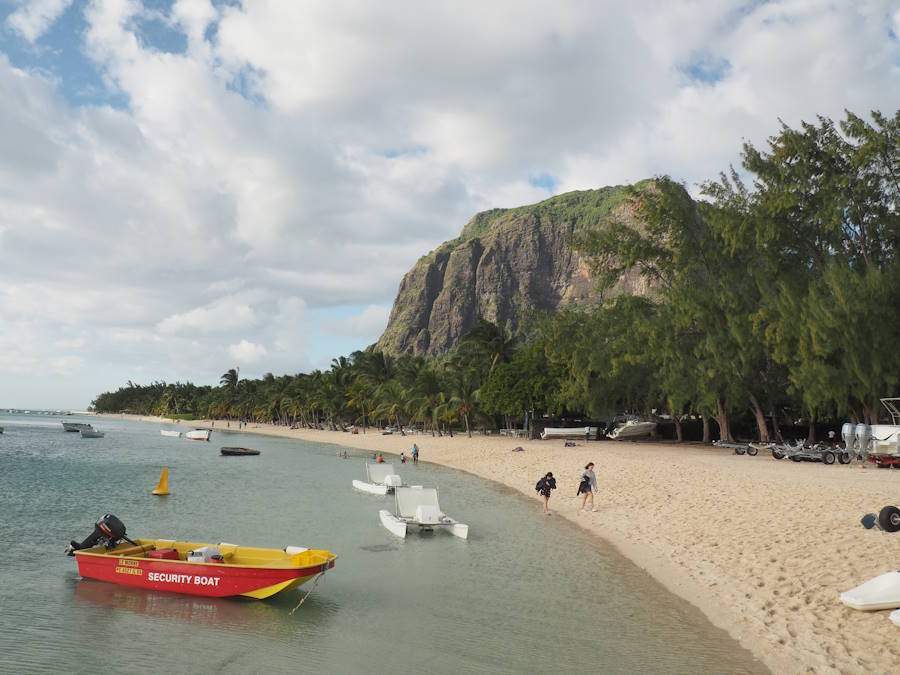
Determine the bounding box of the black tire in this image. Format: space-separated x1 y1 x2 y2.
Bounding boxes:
823 451 836 465
747 446 758 456
772 450 785 460
878 506 900 533
734 447 746 455
838 452 852 464
790 455 801 462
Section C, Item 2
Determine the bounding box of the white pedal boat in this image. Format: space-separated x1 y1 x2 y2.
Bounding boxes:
352 463 405 495
160 430 182 438
185 429 211 441
840 571 900 611
379 486 468 539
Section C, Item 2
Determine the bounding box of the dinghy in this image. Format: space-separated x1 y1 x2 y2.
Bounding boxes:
379 486 468 539
63 422 93 432
80 429 105 438
66 514 336 600
840 571 900 611
160 430 182 438
352 462 404 495
220 447 260 456
185 429 211 441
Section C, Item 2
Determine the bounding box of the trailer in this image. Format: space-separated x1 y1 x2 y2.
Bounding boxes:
843 398 900 469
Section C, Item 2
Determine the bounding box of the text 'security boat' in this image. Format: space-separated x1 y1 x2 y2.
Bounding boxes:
66 515 336 600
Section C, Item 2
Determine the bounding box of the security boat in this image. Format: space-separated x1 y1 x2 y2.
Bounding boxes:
66 515 336 600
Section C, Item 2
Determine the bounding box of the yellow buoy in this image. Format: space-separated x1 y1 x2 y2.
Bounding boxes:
152 467 170 495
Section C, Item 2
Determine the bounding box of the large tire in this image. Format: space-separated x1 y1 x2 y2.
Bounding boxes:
838 452 852 464
772 449 785 460
734 447 746 455
790 455 801 462
747 445 758 456
823 451 836 465
878 506 900 533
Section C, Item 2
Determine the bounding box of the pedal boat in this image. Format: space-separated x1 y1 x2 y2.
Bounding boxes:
72 539 337 599
352 462 405 495
379 486 468 539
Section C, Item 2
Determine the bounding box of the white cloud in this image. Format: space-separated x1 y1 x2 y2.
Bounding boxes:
5 0 73 43
228 339 267 364
322 305 391 339
157 296 258 335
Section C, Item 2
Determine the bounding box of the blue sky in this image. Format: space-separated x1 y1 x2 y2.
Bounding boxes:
1 0 899 408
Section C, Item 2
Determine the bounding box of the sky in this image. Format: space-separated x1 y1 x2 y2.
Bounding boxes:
1 1 899 409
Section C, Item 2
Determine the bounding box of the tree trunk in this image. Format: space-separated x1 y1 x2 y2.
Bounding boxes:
465 413 471 438
674 417 683 442
769 408 784 443
716 398 733 443
701 414 711 444
748 391 770 442
806 412 816 444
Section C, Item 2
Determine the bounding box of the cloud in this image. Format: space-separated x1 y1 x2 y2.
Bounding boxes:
5 0 73 43
1 0 899 407
228 339 267 364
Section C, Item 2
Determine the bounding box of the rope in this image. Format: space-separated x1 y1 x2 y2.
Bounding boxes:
289 570 325 616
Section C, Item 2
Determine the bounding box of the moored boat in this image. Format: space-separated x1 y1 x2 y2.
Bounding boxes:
63 422 93 432
606 417 657 440
66 515 336 600
220 447 260 456
185 429 211 441
352 462 405 495
80 429 105 438
160 430 182 438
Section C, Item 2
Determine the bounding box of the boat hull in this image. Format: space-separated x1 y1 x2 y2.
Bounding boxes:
185 429 211 441
379 509 408 538
220 447 260 456
353 480 389 495
73 540 336 600
160 430 181 438
608 421 657 439
891 608 900 627
840 571 900 611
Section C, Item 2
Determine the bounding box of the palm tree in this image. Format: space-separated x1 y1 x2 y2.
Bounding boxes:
220 367 240 390
448 368 480 437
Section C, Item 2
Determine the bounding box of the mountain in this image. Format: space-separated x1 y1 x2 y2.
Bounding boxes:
375 183 655 356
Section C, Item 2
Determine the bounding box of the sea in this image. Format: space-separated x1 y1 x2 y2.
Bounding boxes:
0 411 766 674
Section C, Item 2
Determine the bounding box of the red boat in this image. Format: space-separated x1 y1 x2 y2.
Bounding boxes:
67 515 336 600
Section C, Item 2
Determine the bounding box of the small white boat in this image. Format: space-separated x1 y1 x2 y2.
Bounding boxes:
607 418 657 440
160 430 182 438
840 571 900 611
185 429 211 441
81 429 105 438
352 463 405 495
379 486 468 539
540 426 598 440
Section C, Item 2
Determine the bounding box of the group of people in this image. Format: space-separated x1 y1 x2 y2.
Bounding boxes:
535 462 597 516
372 443 419 465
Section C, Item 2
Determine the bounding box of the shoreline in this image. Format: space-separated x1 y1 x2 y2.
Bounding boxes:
103 414 900 674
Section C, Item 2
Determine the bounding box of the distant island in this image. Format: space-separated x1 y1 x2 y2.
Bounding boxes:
92 110 900 445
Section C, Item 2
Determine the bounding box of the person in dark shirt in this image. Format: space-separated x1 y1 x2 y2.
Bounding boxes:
536 472 557 515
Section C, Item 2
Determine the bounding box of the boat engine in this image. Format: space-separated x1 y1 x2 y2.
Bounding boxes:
65 514 136 555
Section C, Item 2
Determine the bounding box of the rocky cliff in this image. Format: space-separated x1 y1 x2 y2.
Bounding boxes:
375 184 654 356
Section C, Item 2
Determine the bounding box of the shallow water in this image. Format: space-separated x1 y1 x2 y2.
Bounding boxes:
0 413 766 674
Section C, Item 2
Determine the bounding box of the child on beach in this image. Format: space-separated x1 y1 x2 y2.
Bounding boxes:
400 451 406 463
577 462 598 512
536 472 556 515
376 453 384 463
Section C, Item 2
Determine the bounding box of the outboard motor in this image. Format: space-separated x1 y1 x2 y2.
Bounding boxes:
65 514 136 556
855 424 872 462
842 422 858 455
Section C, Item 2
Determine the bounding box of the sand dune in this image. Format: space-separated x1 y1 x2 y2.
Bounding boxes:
121 415 900 674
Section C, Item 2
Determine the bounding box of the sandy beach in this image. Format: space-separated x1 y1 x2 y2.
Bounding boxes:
110 415 900 674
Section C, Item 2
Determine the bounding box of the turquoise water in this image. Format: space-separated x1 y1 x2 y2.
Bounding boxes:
0 413 765 674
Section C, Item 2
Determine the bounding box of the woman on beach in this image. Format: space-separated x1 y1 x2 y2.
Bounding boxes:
577 462 598 512
412 444 419 465
536 472 556 515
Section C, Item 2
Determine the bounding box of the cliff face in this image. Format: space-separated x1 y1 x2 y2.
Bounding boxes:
375 184 653 356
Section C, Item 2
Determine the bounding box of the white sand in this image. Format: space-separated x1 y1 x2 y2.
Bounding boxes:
113 415 900 674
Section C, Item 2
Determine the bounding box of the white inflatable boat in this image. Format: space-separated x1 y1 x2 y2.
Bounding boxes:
379 486 468 539
840 571 900 611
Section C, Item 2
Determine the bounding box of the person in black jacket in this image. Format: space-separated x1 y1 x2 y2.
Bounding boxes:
536 472 557 515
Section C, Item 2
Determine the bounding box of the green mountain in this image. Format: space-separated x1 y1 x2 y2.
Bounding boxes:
375 183 654 355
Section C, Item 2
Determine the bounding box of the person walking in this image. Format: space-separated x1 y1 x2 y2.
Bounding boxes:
412 443 419 465
536 472 557 515
400 451 406 464
577 462 598 512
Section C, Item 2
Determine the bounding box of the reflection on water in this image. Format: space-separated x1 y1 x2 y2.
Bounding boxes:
0 413 767 674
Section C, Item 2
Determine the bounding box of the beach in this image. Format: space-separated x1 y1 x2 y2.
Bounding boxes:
114 415 899 674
